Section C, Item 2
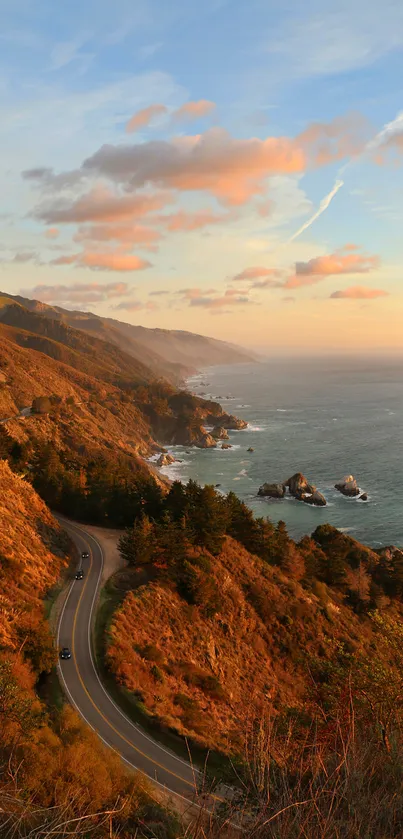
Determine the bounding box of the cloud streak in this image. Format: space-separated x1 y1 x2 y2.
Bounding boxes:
20 282 132 305
51 251 151 272
126 104 168 134
330 286 389 299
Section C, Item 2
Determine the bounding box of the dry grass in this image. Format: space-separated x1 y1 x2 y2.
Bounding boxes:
106 538 374 753
0 460 71 650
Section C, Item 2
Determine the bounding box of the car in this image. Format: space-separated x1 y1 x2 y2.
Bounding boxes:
81 551 89 559
75 569 84 580
60 647 71 660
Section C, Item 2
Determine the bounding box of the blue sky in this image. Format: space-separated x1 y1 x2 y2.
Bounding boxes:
1 0 402 351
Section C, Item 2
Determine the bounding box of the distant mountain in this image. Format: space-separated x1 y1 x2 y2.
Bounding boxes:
1 291 257 382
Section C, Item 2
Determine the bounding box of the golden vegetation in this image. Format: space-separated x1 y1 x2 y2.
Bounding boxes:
0 460 70 651
107 536 374 752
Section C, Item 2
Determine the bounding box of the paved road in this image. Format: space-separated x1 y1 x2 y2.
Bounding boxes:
56 519 219 806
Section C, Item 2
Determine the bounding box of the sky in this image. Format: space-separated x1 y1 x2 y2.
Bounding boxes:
1 0 403 353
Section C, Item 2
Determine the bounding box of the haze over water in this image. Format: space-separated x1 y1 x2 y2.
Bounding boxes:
162 357 403 549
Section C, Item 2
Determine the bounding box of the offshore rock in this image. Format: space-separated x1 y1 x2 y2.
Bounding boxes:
302 490 327 507
284 472 316 499
335 475 361 497
258 482 285 499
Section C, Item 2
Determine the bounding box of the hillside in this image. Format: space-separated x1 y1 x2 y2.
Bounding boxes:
0 459 71 652
1 291 257 380
104 482 403 759
0 461 181 838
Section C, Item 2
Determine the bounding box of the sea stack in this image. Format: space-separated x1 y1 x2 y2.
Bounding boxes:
335 475 361 497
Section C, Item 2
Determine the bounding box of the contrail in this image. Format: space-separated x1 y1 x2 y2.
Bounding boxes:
288 178 344 243
287 109 403 244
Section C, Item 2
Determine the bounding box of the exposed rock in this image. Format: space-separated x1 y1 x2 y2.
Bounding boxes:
196 433 217 449
221 443 232 449
209 412 248 430
335 475 361 497
359 493 368 501
247 447 254 452
284 472 316 500
215 483 221 487
211 425 230 440
156 453 176 467
168 422 217 448
259 472 327 506
258 482 285 499
302 490 327 507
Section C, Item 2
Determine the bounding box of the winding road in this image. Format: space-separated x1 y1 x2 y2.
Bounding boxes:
56 519 219 807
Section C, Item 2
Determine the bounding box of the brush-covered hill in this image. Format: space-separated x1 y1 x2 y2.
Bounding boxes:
0 458 71 653
104 482 403 756
1 291 257 380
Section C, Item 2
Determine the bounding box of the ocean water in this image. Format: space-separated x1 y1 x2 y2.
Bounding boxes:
159 357 403 549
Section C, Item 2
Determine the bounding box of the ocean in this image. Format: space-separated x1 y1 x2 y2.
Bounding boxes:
158 357 403 549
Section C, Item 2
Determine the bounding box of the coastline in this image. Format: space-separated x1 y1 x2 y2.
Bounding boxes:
142 359 403 549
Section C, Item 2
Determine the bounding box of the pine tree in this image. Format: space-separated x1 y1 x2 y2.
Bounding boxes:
118 514 156 566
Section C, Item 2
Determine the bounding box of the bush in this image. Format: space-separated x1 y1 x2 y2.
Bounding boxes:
32 396 52 414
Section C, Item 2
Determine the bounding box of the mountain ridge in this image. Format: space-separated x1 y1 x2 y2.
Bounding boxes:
0 291 257 382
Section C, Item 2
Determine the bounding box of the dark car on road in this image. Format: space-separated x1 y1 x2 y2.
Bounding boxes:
81 551 89 559
60 647 71 660
75 569 84 580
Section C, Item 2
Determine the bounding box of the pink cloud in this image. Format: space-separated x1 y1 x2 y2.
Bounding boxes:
285 249 379 289
157 209 231 231
180 287 252 313
233 266 282 282
35 187 173 224
45 227 59 239
126 104 168 134
330 286 389 300
51 251 151 272
283 296 295 303
172 100 216 122
21 281 131 305
74 223 162 249
297 112 371 167
83 127 306 205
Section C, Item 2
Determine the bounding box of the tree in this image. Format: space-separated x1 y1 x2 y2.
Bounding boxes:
118 515 156 566
188 484 227 555
32 396 52 414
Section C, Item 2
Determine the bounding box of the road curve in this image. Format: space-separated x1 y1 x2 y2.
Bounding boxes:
56 518 210 804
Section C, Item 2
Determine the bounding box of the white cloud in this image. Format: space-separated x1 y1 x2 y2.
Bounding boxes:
265 0 403 78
